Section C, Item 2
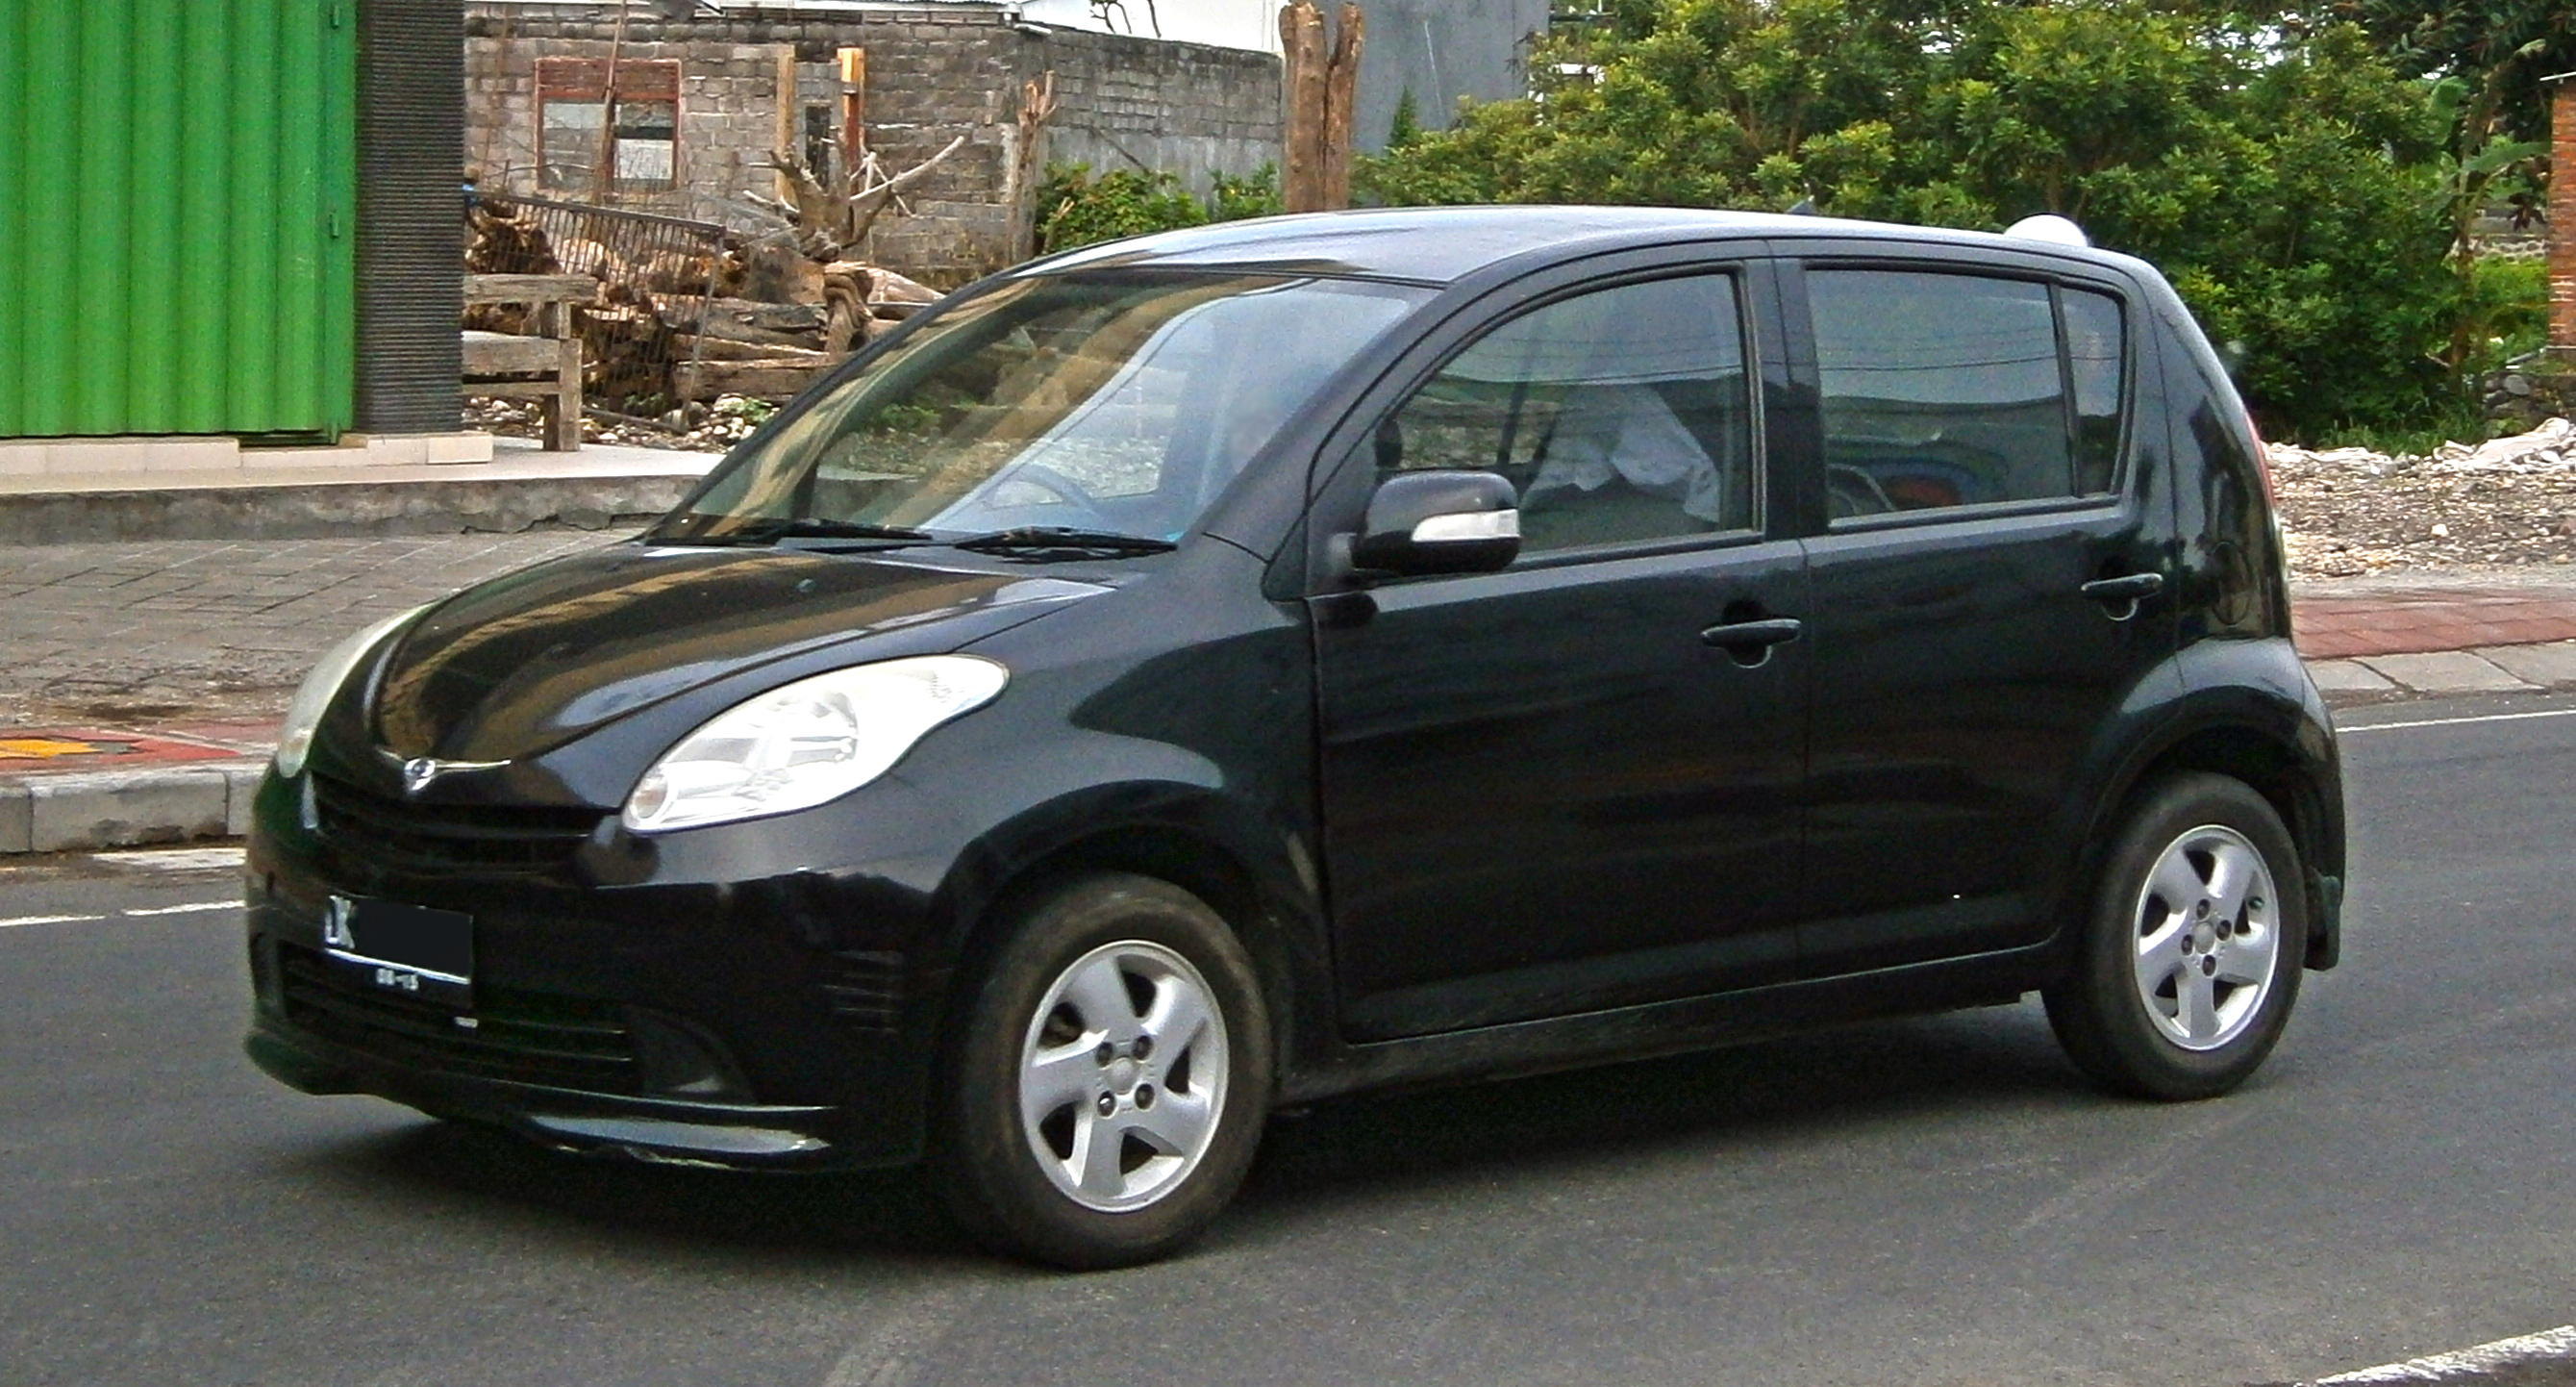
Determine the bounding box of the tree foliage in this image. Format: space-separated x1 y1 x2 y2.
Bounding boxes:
1358 0 2476 439
2330 0 2576 142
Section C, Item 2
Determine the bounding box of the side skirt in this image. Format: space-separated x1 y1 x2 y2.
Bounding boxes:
1276 943 2063 1106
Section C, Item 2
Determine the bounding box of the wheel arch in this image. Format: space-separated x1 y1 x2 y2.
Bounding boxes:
2088 713 2345 971
920 787 1328 1100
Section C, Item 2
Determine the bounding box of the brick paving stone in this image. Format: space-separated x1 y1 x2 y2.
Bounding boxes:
2295 582 2576 658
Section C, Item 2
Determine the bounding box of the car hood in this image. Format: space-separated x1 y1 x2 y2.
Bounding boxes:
369 543 1106 764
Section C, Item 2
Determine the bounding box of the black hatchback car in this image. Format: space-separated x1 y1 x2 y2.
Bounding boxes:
245 207 2344 1267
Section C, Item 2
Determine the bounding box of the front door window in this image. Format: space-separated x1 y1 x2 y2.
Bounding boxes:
1382 274 1757 551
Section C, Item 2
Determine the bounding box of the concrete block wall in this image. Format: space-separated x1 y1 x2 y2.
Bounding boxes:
464 7 1282 285
1018 27 1283 190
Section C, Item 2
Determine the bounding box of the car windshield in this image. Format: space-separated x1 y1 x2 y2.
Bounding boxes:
652 270 1430 549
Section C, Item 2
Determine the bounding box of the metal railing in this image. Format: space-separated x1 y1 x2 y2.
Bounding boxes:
463 190 725 415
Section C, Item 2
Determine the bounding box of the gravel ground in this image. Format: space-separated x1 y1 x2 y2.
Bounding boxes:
467 394 768 452
2273 417 2576 579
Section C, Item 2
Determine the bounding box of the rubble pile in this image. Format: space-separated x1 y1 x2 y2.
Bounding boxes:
467 393 774 453
465 197 939 420
2272 417 2576 578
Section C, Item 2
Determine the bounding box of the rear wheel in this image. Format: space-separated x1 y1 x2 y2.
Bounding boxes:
934 872 1270 1268
2044 772 2307 1100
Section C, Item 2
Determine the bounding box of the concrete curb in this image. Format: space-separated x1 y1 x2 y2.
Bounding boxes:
2309 639 2576 706
0 474 705 543
0 759 266 854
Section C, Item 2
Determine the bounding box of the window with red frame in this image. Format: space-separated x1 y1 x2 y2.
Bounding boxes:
538 57 681 193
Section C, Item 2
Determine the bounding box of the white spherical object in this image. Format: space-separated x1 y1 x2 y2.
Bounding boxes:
2005 214 2091 247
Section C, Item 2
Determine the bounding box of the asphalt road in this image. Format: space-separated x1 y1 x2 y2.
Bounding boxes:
4 694 2574 1387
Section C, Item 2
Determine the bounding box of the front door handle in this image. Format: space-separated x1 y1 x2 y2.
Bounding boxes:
2079 571 2164 618
1701 617 1803 667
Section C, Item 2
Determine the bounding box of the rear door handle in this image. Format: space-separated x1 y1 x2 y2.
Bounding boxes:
1701 617 1803 666
2079 572 2163 615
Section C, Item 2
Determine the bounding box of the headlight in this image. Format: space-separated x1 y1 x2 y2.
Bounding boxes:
274 606 430 778
620 656 1009 835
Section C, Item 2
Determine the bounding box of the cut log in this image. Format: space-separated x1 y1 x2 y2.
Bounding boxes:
684 313 826 352
675 334 830 364
866 267 940 304
674 357 833 402
695 297 827 333
823 265 874 356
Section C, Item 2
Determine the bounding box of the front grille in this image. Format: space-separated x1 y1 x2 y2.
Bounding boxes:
278 944 641 1095
311 771 603 873
821 949 907 1032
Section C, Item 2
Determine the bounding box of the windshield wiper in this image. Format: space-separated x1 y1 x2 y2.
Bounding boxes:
945 527 1179 556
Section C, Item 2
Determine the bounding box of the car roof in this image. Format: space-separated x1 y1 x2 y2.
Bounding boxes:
1017 205 2136 286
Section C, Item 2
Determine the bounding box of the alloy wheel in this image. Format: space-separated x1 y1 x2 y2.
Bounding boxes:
1016 940 1230 1213
2131 823 2281 1051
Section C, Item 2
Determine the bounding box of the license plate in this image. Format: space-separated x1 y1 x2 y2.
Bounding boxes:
323 895 473 1005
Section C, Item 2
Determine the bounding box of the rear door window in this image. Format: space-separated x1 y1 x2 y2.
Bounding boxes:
1807 268 2125 520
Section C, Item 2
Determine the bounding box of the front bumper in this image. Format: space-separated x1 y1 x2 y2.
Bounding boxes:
243 768 965 1170
244 1022 848 1167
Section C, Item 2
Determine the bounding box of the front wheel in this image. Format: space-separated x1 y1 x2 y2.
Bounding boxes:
934 872 1271 1268
2044 772 2308 1100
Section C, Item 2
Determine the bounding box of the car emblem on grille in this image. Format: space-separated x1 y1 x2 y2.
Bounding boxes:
394 754 506 794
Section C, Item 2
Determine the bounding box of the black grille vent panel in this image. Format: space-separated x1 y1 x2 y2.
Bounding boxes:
823 950 907 1032
279 945 640 1094
311 772 602 873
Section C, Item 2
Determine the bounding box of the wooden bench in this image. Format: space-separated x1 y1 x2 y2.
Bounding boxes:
463 273 593 451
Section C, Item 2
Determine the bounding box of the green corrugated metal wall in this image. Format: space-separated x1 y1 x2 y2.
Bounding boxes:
0 0 356 439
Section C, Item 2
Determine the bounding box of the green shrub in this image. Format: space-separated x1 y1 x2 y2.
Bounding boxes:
1034 164 1208 254
1211 164 1283 222
1033 164 1288 255
2463 255 2550 366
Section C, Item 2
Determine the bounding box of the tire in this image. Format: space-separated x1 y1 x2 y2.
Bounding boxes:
933 872 1272 1269
2043 772 2308 1100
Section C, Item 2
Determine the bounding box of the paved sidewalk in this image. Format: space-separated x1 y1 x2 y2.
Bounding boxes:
3 537 2574 852
2292 572 2576 704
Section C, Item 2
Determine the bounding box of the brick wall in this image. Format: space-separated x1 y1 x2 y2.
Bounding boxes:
2554 80 2576 352
464 8 1282 285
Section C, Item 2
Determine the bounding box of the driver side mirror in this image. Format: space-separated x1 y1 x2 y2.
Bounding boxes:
1348 470 1521 576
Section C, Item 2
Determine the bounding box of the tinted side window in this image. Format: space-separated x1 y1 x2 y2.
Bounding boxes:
1383 274 1754 552
2064 288 2126 494
1809 269 2104 519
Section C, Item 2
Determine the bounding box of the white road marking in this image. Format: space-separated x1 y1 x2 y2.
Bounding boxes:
2011 1100 2259 1237
2341 706 2576 735
89 846 247 872
0 900 234 928
2318 1324 2576 1382
821 1281 990 1387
